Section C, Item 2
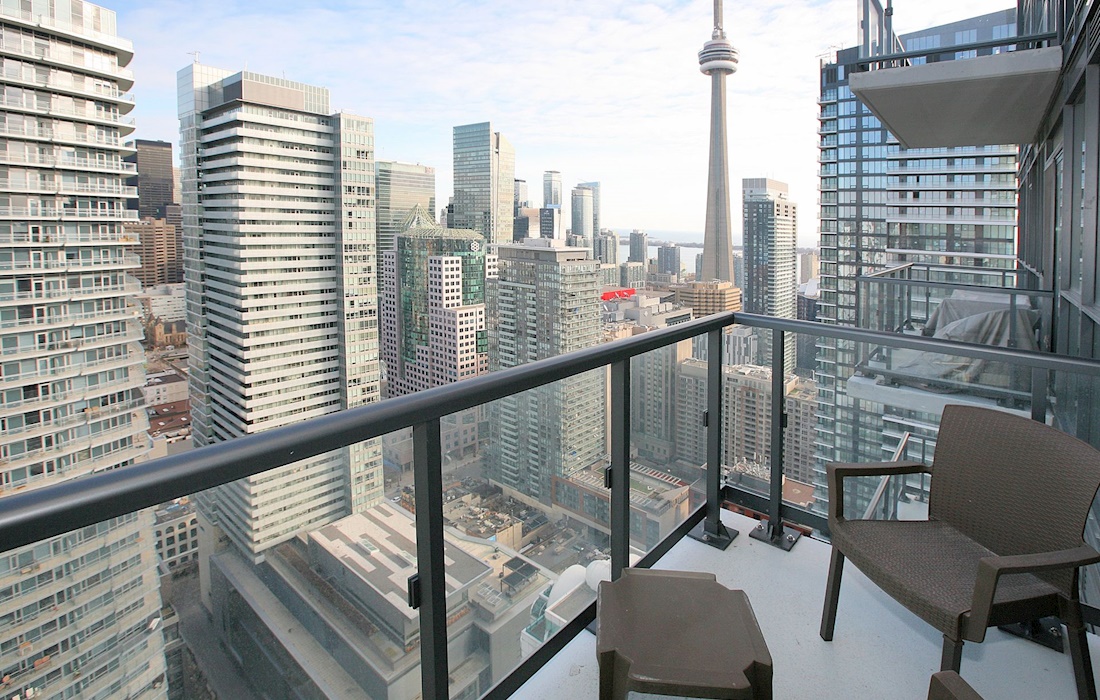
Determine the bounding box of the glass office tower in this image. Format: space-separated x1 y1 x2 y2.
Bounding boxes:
452 122 514 245
375 160 435 254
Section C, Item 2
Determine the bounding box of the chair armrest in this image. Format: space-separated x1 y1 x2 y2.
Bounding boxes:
827 461 928 522
969 545 1100 634
928 671 985 700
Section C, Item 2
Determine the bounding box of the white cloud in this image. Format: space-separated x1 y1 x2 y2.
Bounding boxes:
117 0 1016 246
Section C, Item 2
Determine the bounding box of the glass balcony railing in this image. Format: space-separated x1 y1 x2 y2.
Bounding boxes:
857 262 1053 351
1 311 1099 699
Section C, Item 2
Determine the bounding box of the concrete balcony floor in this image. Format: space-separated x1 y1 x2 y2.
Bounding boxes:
514 510 1100 699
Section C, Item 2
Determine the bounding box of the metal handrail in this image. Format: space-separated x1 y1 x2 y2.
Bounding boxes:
855 32 1059 70
0 311 734 552
4 310 1100 553
858 274 1050 297
862 432 913 520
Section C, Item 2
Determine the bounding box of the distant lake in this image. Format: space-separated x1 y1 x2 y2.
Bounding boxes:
601 239 707 275
606 230 725 275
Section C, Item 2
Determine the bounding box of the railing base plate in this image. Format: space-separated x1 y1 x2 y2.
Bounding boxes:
687 520 737 550
998 617 1064 652
749 521 802 552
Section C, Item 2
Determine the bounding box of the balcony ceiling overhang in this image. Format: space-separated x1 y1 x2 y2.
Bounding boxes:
849 46 1063 149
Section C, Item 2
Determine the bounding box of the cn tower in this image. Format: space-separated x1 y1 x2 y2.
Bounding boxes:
698 0 739 283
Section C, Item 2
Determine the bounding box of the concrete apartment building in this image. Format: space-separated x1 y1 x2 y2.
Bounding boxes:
670 279 743 317
127 217 180 287
743 178 797 373
0 2 168 697
178 64 384 561
675 361 818 487
601 290 694 464
487 239 604 505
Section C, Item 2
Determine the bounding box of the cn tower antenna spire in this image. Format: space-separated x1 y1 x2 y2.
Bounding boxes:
698 0 738 284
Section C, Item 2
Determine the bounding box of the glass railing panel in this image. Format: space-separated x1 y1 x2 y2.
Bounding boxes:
838 337 1040 518
854 431 934 522
0 511 169 700
1050 366 1100 608
858 276 1050 352
441 373 607 698
629 339 706 556
778 329 821 519
720 332 779 506
187 429 421 700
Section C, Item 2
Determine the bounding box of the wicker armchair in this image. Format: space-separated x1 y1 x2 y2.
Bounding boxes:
820 405 1100 700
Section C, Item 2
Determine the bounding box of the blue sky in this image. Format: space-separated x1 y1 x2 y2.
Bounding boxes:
111 0 1014 246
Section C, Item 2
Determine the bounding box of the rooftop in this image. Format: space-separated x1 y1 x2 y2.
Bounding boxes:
310 504 491 622
564 462 689 514
146 399 191 436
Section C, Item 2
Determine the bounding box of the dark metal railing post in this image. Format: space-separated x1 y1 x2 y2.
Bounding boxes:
412 419 449 700
1009 294 1019 348
904 279 913 328
750 328 801 551
1032 366 1049 423
689 329 736 549
609 360 631 579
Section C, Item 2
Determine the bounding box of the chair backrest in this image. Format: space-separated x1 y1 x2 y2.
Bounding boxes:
930 405 1100 593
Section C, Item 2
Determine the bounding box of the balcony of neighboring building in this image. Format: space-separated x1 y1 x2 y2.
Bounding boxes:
0 4 135 66
852 262 1053 416
848 34 1063 148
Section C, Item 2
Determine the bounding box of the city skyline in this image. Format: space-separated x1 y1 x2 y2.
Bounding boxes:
2 0 1099 696
111 0 1012 247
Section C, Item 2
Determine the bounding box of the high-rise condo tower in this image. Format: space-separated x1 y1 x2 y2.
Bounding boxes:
0 2 168 697
179 65 383 560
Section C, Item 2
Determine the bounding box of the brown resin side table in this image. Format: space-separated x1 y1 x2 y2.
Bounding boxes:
596 568 772 699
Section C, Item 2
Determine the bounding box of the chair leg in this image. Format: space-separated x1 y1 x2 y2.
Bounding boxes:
820 547 845 641
1062 599 1098 700
941 635 963 673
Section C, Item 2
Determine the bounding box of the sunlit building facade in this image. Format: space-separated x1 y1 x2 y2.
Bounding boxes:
179 65 384 559
743 178 797 373
375 160 435 254
452 122 514 245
